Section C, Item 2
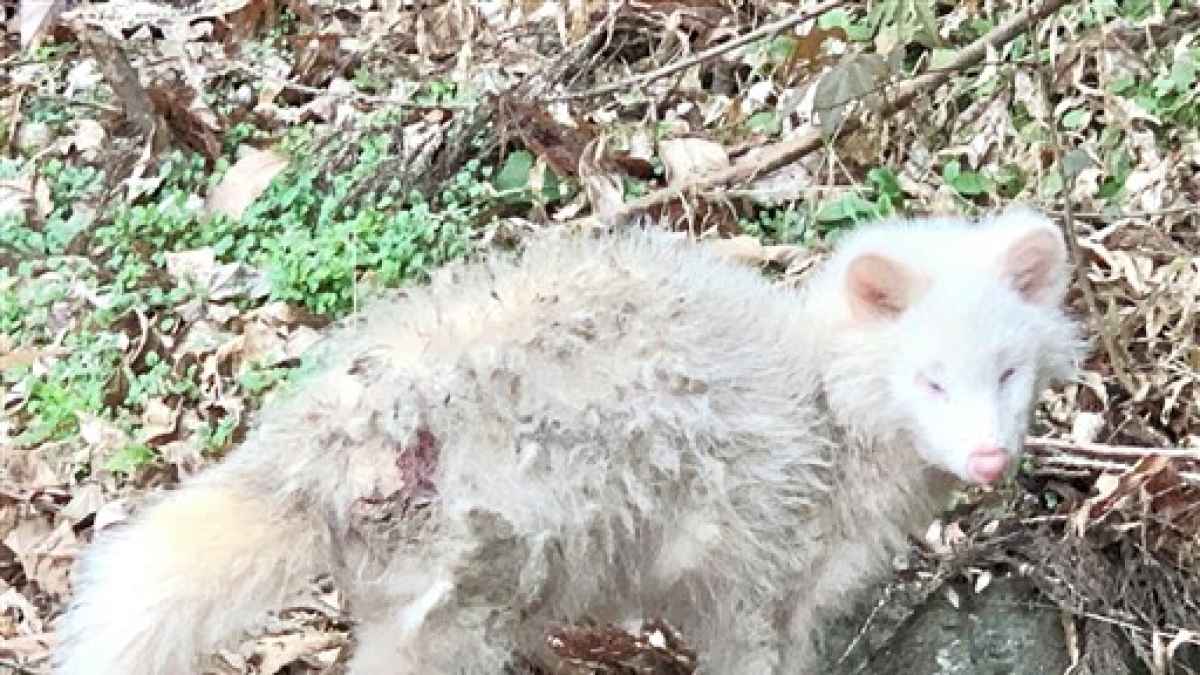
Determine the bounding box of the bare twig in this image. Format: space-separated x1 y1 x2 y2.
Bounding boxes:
549 0 849 101
609 0 1079 224
1024 437 1200 484
834 586 893 666
1026 436 1200 460
1043 204 1200 221
1030 454 1200 484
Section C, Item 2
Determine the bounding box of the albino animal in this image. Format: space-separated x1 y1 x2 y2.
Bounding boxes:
54 207 1084 674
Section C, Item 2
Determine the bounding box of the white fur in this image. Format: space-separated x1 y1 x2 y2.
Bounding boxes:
52 207 1085 675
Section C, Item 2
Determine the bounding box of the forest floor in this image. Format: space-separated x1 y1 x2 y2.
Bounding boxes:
2 0 1199 672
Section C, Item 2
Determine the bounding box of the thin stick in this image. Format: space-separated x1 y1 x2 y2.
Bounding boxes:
1031 453 1200 481
1024 437 1200 484
1026 437 1200 460
1046 204 1200 221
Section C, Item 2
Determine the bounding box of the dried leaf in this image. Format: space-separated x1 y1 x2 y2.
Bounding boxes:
658 138 729 187
206 148 289 219
813 53 891 137
252 630 347 675
20 0 65 49
0 177 34 219
3 517 77 599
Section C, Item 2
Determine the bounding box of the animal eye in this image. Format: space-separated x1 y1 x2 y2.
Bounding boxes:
918 374 945 396
999 367 1016 385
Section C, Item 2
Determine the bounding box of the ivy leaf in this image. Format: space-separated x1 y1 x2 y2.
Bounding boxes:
1060 148 1094 186
746 111 781 135
494 150 534 194
813 53 892 138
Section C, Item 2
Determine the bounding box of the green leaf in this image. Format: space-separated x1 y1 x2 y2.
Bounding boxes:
1040 171 1064 198
1170 58 1196 92
952 172 988 196
907 0 942 49
929 48 957 70
493 150 534 194
813 53 892 138
766 35 797 63
1061 108 1090 129
1060 149 1094 185
817 9 874 41
105 443 157 475
994 164 1027 198
816 193 877 222
942 160 962 182
746 111 782 135
867 167 902 199
943 161 989 196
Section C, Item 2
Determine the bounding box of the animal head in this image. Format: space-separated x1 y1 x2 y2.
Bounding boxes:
815 207 1085 485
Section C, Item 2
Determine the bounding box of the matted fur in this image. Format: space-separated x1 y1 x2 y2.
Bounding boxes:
53 208 1086 674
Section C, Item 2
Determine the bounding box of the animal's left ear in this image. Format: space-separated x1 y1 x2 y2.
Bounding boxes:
999 217 1068 306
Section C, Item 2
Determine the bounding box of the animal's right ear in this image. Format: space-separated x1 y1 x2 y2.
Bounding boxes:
845 253 924 322
1000 226 1068 306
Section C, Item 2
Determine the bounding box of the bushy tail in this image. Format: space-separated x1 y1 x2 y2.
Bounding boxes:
54 481 330 675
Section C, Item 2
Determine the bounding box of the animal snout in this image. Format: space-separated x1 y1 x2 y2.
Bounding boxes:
966 447 1010 483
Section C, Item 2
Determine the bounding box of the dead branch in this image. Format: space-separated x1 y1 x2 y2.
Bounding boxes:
72 21 174 153
609 0 1079 225
1025 436 1200 484
549 0 849 101
1026 437 1200 460
1031 454 1200 484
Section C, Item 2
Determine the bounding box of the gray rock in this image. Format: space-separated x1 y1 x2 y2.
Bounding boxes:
822 575 1071 675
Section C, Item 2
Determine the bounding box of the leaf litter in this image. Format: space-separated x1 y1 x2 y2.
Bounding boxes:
2 0 1200 672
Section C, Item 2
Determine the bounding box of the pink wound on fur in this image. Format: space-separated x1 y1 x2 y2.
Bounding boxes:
397 428 440 507
967 450 1009 483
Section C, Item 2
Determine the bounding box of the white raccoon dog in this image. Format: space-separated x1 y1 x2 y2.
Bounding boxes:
53 207 1085 674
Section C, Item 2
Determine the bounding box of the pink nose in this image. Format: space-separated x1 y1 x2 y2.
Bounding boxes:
967 447 1010 483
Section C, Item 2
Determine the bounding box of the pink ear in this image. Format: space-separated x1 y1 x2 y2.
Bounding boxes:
1001 227 1066 305
846 253 924 321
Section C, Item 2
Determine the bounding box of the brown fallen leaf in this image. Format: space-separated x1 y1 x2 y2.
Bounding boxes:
3 517 77 600
579 138 625 226
59 483 105 525
205 148 290 220
658 138 730 187
545 618 697 675
0 348 61 371
159 437 204 478
252 630 347 675
147 79 224 159
0 177 34 219
247 301 330 330
139 398 181 446
77 413 133 469
165 248 218 289
0 631 55 665
20 0 66 49
499 96 598 179
1 585 46 634
77 24 173 153
706 235 806 268
1069 453 1200 563
93 497 133 534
